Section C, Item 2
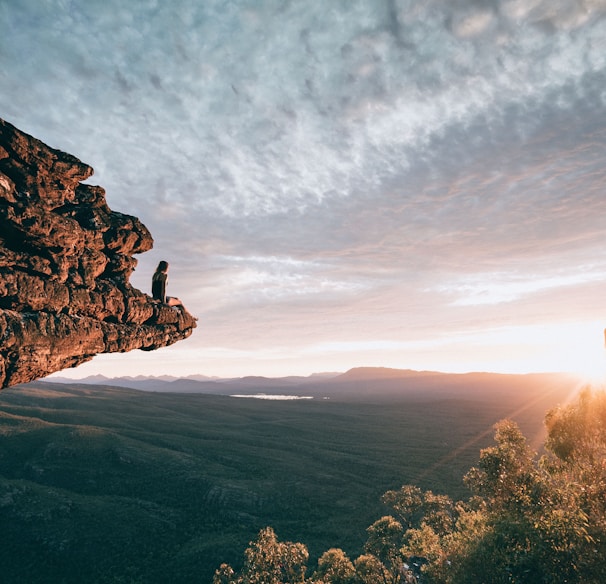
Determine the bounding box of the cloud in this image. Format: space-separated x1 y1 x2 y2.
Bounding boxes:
435 266 606 306
215 254 370 303
6 0 605 220
2 0 606 376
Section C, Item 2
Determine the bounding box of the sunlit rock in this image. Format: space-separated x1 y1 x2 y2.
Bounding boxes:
0 118 196 389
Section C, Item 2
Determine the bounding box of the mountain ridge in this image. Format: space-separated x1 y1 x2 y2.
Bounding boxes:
46 367 580 402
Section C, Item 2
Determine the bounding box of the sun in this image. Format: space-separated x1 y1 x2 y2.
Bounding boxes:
552 322 606 386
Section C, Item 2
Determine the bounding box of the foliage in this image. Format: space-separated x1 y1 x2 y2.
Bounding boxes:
213 527 308 584
214 527 415 584
399 388 606 584
542 387 606 581
313 548 356 584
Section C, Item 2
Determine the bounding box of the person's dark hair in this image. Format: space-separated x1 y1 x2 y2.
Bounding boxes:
155 260 169 273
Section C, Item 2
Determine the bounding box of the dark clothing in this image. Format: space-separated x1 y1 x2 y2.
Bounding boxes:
152 271 167 303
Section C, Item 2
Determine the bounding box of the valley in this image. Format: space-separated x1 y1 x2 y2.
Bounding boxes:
0 369 581 583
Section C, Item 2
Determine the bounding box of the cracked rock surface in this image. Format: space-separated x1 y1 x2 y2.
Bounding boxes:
0 118 196 389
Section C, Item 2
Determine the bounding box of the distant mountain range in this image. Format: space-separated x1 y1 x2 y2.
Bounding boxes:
46 367 580 402
46 369 343 394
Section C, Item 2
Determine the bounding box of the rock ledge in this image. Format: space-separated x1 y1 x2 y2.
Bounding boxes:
0 118 196 389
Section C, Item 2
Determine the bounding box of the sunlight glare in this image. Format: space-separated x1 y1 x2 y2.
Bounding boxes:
550 321 606 386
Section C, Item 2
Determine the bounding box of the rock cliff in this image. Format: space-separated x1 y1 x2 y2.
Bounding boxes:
0 118 197 389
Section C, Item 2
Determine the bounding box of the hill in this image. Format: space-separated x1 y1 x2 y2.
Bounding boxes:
0 370 581 583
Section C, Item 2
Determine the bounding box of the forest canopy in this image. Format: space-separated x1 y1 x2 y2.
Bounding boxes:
215 387 606 584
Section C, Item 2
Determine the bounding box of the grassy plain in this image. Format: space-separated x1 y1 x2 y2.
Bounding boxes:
0 371 579 583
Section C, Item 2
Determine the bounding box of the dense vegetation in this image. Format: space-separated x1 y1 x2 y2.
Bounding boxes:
216 388 606 583
0 373 578 582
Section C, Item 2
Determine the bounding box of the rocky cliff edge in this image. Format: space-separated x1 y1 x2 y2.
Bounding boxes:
0 118 197 389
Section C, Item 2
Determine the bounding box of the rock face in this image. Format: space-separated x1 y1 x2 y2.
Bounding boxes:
0 118 197 389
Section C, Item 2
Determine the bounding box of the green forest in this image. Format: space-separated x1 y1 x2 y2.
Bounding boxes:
216 388 606 584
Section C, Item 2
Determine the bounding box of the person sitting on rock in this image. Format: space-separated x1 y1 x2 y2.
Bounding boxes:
152 260 183 307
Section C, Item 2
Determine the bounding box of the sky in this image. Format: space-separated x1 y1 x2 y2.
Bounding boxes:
2 0 606 380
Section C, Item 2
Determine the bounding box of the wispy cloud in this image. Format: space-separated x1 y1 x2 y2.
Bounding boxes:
436 266 606 306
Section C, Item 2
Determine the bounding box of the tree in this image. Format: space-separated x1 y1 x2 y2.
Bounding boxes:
313 548 356 584
400 391 606 583
213 527 308 584
382 486 455 536
542 387 606 582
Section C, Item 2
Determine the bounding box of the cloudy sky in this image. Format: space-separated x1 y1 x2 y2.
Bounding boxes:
2 0 606 379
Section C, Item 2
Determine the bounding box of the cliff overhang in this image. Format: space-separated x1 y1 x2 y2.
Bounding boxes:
0 118 197 389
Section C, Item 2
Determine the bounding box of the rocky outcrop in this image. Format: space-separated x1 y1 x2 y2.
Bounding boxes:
0 118 196 389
